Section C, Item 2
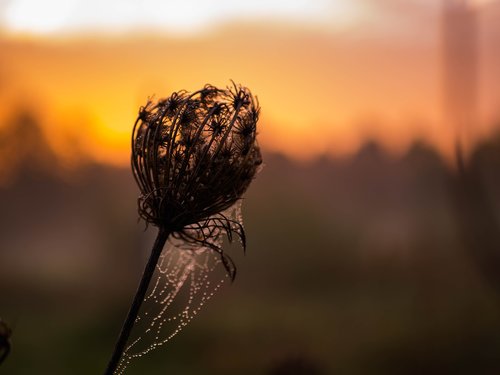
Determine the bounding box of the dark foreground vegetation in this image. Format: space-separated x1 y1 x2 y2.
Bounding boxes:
1 114 500 374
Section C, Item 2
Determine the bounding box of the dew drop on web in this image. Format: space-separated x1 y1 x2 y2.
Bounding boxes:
115 202 243 374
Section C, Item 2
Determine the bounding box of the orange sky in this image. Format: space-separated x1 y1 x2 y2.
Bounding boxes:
0 1 499 166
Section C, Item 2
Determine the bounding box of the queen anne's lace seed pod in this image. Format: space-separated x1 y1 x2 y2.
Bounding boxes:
131 82 262 279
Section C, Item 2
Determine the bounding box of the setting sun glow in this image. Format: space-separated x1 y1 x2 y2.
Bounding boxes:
0 0 499 167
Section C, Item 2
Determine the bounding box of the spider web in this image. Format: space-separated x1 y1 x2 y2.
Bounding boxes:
115 202 243 374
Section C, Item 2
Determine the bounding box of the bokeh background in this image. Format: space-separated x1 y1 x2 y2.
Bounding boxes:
1 0 500 374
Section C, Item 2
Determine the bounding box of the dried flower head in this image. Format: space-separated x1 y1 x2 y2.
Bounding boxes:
131 82 262 278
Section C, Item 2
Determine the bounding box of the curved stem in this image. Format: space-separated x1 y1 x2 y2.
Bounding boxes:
104 227 170 375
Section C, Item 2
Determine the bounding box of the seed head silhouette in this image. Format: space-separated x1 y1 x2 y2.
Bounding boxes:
132 81 262 277
105 82 262 374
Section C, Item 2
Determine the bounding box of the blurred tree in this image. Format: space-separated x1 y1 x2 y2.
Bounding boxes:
0 109 58 184
452 140 500 293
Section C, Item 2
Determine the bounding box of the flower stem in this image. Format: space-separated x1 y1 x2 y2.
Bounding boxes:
104 227 170 375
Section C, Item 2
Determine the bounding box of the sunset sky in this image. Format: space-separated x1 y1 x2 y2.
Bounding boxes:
0 0 499 166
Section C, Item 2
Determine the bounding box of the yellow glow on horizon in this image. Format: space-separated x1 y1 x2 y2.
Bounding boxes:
0 30 485 166
1 1 499 167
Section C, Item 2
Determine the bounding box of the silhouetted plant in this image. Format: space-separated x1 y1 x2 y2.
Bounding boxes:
0 318 11 365
104 82 262 374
